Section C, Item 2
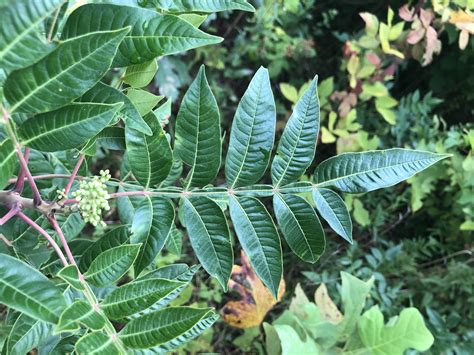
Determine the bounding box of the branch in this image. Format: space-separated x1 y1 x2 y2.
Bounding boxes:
49 215 76 265
13 148 30 193
64 154 85 195
16 146 42 205
16 211 68 266
8 174 85 185
0 190 61 215
0 206 19 226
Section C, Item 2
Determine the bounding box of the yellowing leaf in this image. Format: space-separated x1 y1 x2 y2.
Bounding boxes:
280 83 299 104
221 252 285 329
314 283 343 324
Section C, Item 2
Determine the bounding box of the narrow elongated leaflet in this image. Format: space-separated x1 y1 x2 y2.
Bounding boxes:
5 314 52 355
229 196 282 298
131 197 175 275
272 76 320 187
79 82 152 135
148 0 255 13
119 307 218 349
56 301 106 333
102 278 185 319
225 67 276 188
0 138 15 189
18 102 122 152
273 194 325 263
183 196 233 290
0 0 64 71
75 332 121 355
61 4 223 67
175 66 222 187
313 188 353 243
0 254 67 323
4 28 129 114
313 149 450 193
126 113 173 188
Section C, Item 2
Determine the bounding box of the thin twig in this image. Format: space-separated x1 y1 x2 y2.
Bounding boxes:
64 154 85 195
0 207 19 226
13 148 30 193
8 174 85 185
16 211 68 266
48 215 76 265
16 147 42 206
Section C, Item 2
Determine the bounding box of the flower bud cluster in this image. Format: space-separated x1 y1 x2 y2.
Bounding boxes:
72 170 111 227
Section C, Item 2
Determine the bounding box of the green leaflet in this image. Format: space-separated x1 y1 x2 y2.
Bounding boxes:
148 0 255 13
313 149 450 193
225 67 276 188
183 196 233 290
102 278 185 320
57 265 84 291
271 76 320 187
229 196 282 298
55 300 106 333
79 225 130 273
358 306 434 354
131 197 175 275
123 60 158 88
84 244 141 287
119 307 218 349
88 127 126 152
0 0 63 71
127 88 163 116
0 138 15 189
75 331 121 355
4 28 129 114
61 4 223 67
0 254 67 323
175 66 221 188
79 82 152 136
273 194 325 263
18 102 122 152
312 188 353 244
126 112 173 188
4 313 52 355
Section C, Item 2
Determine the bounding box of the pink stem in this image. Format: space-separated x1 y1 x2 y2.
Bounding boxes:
13 148 30 193
16 147 42 206
0 207 19 226
109 191 150 199
16 211 68 266
63 199 77 205
48 216 76 266
8 174 84 184
64 155 85 195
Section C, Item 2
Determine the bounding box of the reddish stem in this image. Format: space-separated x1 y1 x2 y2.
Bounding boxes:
64 155 85 195
13 148 30 193
8 174 85 184
16 211 68 266
16 147 42 206
0 207 19 226
49 215 76 266
63 199 78 205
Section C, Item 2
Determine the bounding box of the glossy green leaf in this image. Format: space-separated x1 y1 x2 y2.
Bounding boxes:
56 300 106 333
0 254 67 323
229 196 282 298
148 0 255 13
102 278 185 320
75 331 120 355
272 76 319 187
4 28 129 114
359 306 434 354
127 88 163 116
0 0 62 71
4 313 52 355
0 138 15 189
225 67 276 188
131 197 175 275
183 196 233 290
57 265 84 291
18 102 122 152
313 188 353 244
273 194 325 263
124 60 158 88
84 244 141 287
119 307 218 349
313 149 449 193
79 82 151 135
126 113 173 188
165 225 183 256
93 127 126 151
79 225 130 273
61 4 223 67
175 66 221 187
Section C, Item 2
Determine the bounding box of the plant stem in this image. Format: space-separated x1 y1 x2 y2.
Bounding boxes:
16 211 68 266
0 207 19 226
8 174 85 185
108 190 151 199
16 147 42 205
48 215 76 265
64 154 85 195
13 148 30 193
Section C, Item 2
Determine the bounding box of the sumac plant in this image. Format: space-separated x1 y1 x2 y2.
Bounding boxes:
0 1 448 354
